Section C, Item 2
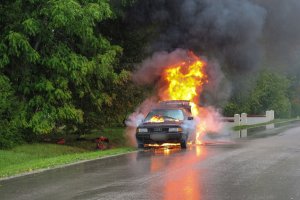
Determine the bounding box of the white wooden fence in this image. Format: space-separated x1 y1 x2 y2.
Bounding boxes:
223 110 275 126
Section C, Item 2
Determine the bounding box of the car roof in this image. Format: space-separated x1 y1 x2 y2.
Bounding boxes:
150 107 185 111
156 100 192 112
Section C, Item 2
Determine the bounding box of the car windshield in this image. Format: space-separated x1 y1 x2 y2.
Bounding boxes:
144 109 184 123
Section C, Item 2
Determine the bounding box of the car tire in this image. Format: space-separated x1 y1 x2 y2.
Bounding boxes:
180 140 187 149
137 143 144 149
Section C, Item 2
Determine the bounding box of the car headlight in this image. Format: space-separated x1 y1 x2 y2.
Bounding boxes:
138 128 148 133
168 127 183 132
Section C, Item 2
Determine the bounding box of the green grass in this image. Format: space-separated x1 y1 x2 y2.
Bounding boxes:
81 127 128 147
233 118 300 131
0 127 135 178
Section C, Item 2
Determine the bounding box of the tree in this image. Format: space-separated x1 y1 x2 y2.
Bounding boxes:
287 74 300 117
0 75 22 148
0 0 129 137
247 70 291 118
223 70 291 118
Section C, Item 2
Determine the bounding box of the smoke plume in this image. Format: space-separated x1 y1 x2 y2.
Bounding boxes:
125 97 159 146
255 0 300 74
128 0 266 75
132 49 191 85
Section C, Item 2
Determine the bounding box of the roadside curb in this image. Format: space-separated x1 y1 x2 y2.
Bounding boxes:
0 150 139 182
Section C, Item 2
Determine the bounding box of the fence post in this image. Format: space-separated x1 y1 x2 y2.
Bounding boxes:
241 113 247 125
266 110 270 120
234 114 240 126
270 110 275 120
266 110 275 121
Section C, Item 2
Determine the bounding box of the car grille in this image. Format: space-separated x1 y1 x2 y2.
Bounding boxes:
148 127 169 132
137 134 150 139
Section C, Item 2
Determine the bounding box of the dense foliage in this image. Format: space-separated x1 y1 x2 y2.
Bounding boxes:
0 75 22 148
224 70 292 118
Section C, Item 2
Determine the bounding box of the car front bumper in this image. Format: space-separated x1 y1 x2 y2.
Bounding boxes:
136 132 187 144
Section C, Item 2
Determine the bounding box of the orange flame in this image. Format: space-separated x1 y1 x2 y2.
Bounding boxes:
149 115 165 123
158 51 208 144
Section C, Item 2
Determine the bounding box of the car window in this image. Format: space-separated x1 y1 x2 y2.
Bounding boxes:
145 109 184 122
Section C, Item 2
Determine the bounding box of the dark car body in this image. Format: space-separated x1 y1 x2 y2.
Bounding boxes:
136 101 193 148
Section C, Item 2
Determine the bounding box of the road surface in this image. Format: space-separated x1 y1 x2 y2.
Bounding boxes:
1 123 300 200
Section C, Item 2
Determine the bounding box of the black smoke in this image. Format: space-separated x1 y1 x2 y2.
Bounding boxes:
127 0 266 75
255 0 300 74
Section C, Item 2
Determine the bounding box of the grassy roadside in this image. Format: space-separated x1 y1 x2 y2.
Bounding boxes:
233 118 300 131
0 128 135 179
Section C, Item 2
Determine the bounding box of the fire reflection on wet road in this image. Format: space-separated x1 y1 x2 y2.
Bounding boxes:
146 145 206 200
154 146 205 200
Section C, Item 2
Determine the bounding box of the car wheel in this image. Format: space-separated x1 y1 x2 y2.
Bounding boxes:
180 139 187 149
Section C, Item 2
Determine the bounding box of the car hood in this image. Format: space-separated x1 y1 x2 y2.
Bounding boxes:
138 121 183 128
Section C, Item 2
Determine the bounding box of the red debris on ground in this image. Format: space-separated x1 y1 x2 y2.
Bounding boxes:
57 138 65 145
96 136 109 150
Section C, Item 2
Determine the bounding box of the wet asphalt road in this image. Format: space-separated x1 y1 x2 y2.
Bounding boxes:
1 123 300 200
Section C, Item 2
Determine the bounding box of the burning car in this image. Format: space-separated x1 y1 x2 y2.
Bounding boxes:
136 100 194 149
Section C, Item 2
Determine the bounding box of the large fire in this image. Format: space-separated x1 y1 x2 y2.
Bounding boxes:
158 51 209 144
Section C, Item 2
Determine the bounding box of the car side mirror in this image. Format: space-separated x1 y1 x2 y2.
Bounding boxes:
188 117 193 120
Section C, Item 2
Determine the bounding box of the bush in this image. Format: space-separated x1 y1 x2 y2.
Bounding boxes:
0 75 23 148
0 121 22 149
223 102 240 117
